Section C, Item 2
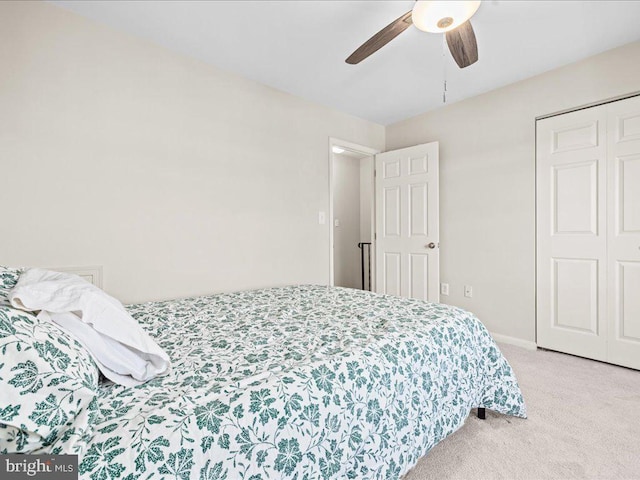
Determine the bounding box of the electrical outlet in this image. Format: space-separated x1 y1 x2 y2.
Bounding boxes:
440 283 450 296
464 285 473 298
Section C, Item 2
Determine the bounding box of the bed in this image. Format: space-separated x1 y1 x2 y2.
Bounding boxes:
1 283 526 479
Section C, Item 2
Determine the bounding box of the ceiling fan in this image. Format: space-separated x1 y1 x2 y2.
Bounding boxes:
346 1 481 69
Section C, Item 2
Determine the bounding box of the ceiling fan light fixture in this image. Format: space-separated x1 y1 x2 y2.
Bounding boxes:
412 1 481 33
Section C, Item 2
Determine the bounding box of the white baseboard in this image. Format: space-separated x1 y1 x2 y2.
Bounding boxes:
490 332 537 351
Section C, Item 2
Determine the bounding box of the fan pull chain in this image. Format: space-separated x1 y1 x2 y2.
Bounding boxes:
442 35 447 104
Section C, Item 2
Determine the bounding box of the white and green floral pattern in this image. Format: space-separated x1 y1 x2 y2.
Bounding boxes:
0 306 100 454
70 285 526 480
0 266 22 306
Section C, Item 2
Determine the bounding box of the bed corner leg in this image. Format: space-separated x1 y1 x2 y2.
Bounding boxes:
477 408 486 420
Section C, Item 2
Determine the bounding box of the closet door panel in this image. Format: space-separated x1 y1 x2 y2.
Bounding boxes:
607 96 640 370
536 106 608 360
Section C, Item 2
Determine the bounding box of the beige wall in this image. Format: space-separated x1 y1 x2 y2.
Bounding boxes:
3 1 640 344
332 153 361 289
386 41 640 343
359 157 374 292
359 157 374 245
0 1 384 303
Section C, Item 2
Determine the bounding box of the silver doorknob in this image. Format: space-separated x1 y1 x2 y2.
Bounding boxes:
426 242 436 249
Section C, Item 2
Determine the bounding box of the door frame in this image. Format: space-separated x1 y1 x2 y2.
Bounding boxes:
328 138 380 287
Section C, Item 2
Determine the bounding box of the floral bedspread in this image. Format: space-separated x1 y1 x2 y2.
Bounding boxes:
74 285 526 479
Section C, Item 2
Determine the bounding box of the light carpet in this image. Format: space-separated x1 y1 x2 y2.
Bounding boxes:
405 343 640 480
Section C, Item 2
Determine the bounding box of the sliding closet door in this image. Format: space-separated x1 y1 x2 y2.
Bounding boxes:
536 106 608 361
538 95 640 370
607 96 640 370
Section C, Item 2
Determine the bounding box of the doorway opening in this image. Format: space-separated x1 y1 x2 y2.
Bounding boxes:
328 138 379 290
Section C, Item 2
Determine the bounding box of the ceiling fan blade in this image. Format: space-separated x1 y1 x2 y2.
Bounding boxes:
346 10 413 65
445 20 478 69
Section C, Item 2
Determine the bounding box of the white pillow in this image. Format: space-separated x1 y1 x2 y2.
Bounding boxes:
9 268 170 386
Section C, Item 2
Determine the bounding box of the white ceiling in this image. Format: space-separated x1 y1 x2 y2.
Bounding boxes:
52 1 640 125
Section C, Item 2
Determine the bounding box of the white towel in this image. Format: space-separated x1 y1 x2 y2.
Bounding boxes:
9 268 170 386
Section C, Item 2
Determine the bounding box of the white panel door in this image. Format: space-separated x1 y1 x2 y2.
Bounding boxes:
607 96 640 370
536 107 608 360
375 142 439 301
